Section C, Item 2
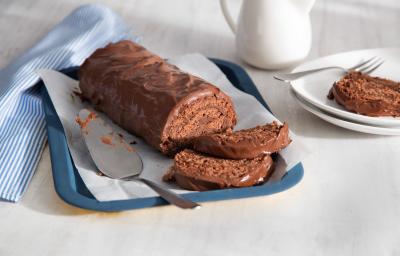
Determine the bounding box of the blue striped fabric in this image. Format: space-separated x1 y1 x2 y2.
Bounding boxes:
0 4 133 202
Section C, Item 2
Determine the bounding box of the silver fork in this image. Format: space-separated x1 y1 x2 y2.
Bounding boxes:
273 57 385 82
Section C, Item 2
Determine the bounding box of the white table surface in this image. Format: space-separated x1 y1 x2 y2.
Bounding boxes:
1 0 400 255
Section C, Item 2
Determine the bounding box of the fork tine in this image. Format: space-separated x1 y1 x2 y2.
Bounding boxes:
363 60 385 75
356 58 384 73
348 56 377 70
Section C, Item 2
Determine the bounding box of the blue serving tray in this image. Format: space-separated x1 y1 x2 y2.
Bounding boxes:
40 58 304 212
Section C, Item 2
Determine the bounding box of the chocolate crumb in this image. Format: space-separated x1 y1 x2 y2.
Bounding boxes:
130 140 137 145
100 134 114 146
75 112 97 130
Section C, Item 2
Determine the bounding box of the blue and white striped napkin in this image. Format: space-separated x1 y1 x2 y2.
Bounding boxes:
0 4 134 202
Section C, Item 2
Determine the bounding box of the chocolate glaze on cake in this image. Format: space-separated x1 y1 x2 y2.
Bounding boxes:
328 71 400 117
192 122 291 159
79 41 237 155
163 149 274 191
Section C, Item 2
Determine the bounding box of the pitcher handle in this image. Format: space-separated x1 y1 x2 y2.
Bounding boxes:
219 0 236 33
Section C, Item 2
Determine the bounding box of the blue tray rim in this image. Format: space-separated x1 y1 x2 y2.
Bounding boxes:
41 58 304 212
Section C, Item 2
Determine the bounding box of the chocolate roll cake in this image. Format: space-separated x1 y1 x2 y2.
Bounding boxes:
193 121 291 159
163 149 274 191
328 71 400 117
79 41 237 155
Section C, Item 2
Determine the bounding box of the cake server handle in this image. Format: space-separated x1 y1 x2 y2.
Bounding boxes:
137 177 201 209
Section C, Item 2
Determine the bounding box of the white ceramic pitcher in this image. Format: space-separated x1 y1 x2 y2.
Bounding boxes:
220 0 315 70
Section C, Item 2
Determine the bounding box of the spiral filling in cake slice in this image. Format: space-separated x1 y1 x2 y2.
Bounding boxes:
192 121 291 159
163 149 274 191
162 93 237 155
328 71 400 117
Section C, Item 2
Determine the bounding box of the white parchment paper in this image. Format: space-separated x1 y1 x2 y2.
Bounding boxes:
38 54 308 201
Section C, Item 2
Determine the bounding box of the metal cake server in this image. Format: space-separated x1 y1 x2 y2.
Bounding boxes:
78 109 200 209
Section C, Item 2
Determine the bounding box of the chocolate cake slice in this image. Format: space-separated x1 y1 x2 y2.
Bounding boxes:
163 149 274 191
192 122 291 159
79 41 237 155
328 71 400 117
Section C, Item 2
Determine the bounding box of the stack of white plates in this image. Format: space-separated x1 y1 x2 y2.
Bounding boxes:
290 48 400 135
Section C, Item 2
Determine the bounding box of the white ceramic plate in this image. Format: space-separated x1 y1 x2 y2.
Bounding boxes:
291 48 400 127
293 91 400 136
